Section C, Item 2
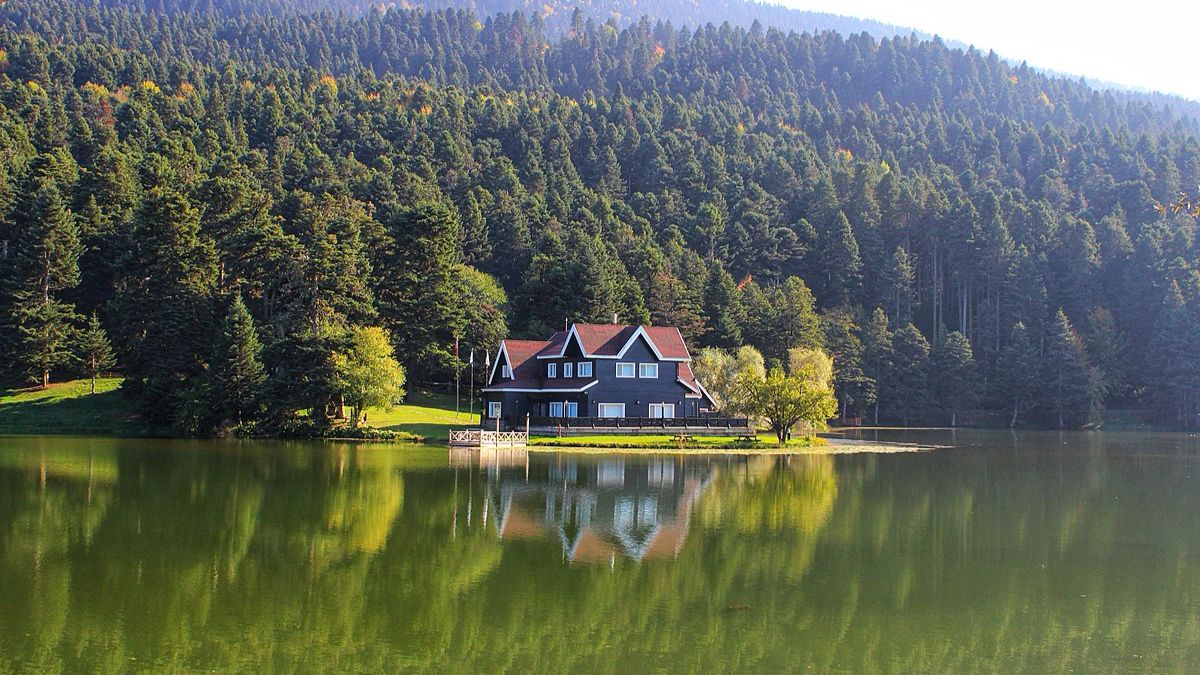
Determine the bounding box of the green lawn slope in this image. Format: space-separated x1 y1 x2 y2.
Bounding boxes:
0 378 142 436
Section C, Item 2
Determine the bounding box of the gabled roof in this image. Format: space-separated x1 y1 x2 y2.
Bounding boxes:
536 323 691 361
487 339 548 387
484 322 715 398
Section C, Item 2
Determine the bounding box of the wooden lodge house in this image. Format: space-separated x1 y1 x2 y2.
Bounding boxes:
481 321 748 434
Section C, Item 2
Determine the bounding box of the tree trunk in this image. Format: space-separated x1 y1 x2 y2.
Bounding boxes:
950 410 957 428
42 369 49 390
90 355 97 395
1010 400 1019 428
873 401 880 426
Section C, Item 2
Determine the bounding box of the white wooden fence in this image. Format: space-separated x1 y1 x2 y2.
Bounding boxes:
449 428 529 447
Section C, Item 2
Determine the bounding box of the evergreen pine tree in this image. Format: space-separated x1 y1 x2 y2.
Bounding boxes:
890 323 931 425
76 312 115 395
860 307 894 424
210 295 266 428
10 179 81 388
882 245 916 326
111 186 219 426
1043 309 1099 429
702 265 745 348
997 321 1039 427
816 211 863 306
376 199 462 380
824 307 872 421
931 330 977 427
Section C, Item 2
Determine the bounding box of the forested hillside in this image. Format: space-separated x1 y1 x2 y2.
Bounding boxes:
1 0 1198 432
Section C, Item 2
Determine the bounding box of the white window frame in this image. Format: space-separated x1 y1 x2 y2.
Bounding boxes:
563 362 574 378
639 363 659 379
577 361 592 378
488 401 502 419
547 362 557 378
597 403 626 418
615 362 635 378
648 403 675 419
501 365 512 379
566 401 579 418
549 401 564 417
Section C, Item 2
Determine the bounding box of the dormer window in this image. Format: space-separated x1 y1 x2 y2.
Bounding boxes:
563 362 574 378
502 365 512 379
547 362 557 378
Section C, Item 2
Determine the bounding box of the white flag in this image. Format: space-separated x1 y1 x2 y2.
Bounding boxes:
469 348 475 366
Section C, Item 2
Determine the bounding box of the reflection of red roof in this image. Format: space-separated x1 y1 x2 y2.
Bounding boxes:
643 525 687 560
500 503 544 540
570 529 617 563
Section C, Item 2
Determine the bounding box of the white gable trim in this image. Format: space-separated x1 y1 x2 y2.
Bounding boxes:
536 324 584 359
537 324 689 362
487 342 510 385
677 377 701 394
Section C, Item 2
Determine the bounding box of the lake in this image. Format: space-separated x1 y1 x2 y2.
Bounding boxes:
2 430 1200 672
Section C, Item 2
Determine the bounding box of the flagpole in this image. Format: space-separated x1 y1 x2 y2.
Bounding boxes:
469 348 475 419
455 335 461 418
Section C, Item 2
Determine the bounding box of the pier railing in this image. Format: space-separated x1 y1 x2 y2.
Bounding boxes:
449 428 529 447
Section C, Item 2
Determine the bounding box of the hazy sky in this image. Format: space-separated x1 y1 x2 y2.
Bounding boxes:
779 0 1200 101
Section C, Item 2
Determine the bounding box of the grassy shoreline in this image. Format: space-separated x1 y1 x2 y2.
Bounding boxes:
0 379 929 454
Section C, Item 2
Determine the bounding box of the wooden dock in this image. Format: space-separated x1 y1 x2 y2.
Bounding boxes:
449 428 529 447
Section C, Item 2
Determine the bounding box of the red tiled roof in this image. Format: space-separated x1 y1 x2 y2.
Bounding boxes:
676 361 700 393
488 323 704 394
644 326 691 360
539 323 692 360
491 339 552 388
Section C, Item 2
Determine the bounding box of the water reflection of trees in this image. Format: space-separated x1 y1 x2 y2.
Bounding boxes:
3 434 1200 670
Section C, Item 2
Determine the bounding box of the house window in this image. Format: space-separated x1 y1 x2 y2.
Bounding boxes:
549 401 564 417
566 402 579 417
488 401 502 419
648 403 675 419
547 362 557 378
577 361 592 377
563 362 574 378
615 362 635 378
639 363 659 379
501 365 512 379
598 403 626 418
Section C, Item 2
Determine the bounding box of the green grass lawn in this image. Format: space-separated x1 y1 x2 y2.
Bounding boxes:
366 390 479 443
0 377 143 436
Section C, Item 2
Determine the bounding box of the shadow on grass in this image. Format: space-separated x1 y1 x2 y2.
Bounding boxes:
0 387 140 435
381 422 453 443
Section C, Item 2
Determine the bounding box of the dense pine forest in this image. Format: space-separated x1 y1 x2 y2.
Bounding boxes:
1 0 1199 433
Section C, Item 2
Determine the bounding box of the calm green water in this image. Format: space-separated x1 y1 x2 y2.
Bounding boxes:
3 431 1200 672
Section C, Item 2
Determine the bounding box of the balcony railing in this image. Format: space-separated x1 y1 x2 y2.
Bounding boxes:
527 416 751 430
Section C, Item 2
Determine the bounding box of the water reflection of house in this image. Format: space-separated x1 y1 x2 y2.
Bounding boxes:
485 458 713 564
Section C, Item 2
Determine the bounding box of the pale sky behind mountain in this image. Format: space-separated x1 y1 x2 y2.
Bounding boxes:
780 0 1200 101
